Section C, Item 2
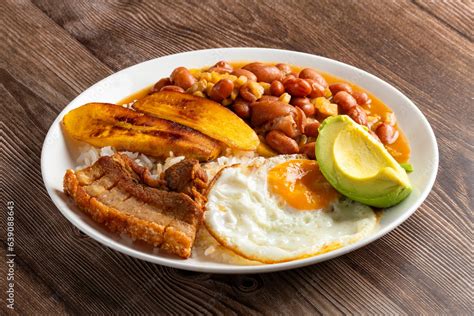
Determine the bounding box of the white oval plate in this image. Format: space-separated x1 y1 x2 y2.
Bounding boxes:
41 48 438 274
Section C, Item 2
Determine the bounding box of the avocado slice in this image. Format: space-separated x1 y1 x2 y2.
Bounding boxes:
315 115 412 208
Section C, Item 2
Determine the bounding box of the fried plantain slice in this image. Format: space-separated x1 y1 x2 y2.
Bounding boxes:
62 103 221 161
133 91 259 151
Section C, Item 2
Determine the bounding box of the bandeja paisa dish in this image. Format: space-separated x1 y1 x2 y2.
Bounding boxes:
60 60 414 265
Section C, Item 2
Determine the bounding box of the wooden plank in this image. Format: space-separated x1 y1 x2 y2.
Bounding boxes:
1 0 472 314
0 0 113 113
414 0 473 39
0 246 67 314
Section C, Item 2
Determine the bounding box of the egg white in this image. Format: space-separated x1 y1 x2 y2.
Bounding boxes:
204 156 378 263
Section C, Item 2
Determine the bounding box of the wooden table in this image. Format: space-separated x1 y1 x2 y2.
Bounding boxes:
1 0 471 314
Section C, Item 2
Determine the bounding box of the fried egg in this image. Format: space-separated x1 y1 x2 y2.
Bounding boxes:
204 155 378 263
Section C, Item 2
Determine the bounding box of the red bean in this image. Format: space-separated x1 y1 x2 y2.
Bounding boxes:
250 100 294 126
306 79 326 98
259 95 279 102
269 115 300 138
282 74 296 85
291 97 315 116
242 63 283 83
299 68 328 88
232 99 251 119
208 61 233 73
333 91 357 112
293 106 306 135
346 105 368 126
170 67 196 90
209 79 234 102
276 63 292 75
160 85 185 93
150 78 172 93
239 82 259 103
329 83 353 95
209 67 232 74
284 78 312 97
232 69 257 81
376 123 399 144
270 80 285 96
265 130 299 154
352 91 370 105
299 142 316 159
304 120 320 137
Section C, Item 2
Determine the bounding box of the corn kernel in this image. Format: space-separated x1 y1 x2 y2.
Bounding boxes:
206 82 214 95
222 98 233 106
226 74 238 82
259 82 271 95
313 97 328 107
192 91 205 98
230 87 239 100
211 71 222 83
213 72 237 82
234 75 248 88
367 115 381 130
248 81 264 100
198 71 211 81
327 103 338 116
313 97 337 116
189 69 201 77
279 92 291 104
187 79 207 93
324 88 332 98
200 72 212 81
198 80 207 91
382 112 397 126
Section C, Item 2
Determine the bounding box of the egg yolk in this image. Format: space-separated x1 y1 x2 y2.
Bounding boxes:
267 159 339 210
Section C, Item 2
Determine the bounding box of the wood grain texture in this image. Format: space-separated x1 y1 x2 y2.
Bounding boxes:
1 0 472 314
414 0 473 40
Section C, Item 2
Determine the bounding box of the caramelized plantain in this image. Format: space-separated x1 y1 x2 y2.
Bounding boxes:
133 91 259 151
62 103 221 161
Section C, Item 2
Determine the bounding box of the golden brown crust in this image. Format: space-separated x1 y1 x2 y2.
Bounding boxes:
133 91 259 151
62 102 222 161
63 154 207 258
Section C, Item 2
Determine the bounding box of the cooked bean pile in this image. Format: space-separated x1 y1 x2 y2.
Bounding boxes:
150 61 400 158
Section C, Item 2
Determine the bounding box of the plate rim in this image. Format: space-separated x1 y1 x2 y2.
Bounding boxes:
41 47 439 274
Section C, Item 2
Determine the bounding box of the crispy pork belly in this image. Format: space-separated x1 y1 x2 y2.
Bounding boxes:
63 153 207 258
164 159 208 206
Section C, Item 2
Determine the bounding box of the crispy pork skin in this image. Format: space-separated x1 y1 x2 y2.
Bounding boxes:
64 154 207 258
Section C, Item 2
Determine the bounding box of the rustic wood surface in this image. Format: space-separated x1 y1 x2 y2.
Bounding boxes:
1 0 472 314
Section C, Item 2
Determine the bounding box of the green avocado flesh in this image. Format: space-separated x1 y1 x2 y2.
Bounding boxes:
315 115 412 208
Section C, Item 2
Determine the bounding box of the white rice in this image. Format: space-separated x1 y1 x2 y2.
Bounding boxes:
76 145 101 169
121 101 136 109
193 227 261 265
75 145 185 179
76 144 261 180
203 153 305 180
